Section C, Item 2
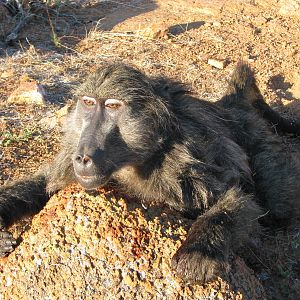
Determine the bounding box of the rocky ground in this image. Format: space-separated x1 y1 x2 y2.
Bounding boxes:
0 0 299 299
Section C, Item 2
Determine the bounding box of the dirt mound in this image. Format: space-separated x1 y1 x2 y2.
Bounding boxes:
0 187 266 300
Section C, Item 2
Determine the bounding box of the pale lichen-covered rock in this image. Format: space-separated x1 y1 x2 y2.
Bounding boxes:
0 186 266 300
208 59 226 70
8 80 45 106
137 23 170 39
39 103 73 130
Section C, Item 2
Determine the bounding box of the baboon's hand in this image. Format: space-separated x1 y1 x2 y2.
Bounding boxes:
0 217 17 257
0 231 16 257
171 242 227 284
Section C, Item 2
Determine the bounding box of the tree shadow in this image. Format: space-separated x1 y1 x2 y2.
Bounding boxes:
0 0 157 56
268 74 295 101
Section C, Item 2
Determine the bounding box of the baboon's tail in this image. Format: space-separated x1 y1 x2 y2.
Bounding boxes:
219 61 300 135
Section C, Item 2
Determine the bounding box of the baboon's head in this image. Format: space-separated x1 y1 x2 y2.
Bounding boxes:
71 63 173 189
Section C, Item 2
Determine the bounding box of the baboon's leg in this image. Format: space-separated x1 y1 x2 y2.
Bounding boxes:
171 187 260 283
251 140 300 221
220 62 300 135
251 99 300 135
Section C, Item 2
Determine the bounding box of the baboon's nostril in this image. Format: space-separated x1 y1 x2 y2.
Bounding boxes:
75 155 82 163
75 155 82 164
82 155 92 165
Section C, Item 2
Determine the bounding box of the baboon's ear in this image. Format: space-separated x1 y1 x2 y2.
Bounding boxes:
153 78 189 99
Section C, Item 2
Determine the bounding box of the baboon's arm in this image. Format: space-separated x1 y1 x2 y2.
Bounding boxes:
0 174 49 257
0 175 49 228
0 149 74 256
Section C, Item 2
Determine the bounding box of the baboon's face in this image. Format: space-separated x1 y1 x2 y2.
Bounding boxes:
71 64 170 189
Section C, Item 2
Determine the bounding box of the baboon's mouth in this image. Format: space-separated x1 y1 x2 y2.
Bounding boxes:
75 173 108 190
79 175 97 181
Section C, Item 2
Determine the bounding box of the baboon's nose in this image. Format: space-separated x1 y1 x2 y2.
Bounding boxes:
74 154 93 169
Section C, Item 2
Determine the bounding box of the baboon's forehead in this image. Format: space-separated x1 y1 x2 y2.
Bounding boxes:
77 63 155 100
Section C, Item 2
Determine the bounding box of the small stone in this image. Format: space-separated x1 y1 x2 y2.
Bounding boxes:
138 23 169 39
0 69 14 79
39 104 72 130
252 16 267 26
212 21 221 27
142 280 153 293
198 7 216 16
152 257 161 269
8 81 45 106
208 59 225 69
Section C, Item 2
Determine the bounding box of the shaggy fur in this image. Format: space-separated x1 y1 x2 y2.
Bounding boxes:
0 62 299 283
219 63 300 220
219 62 300 135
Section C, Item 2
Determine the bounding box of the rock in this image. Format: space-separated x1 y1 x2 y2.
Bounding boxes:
208 59 226 69
212 21 222 27
39 104 73 129
0 70 14 79
197 7 216 16
39 115 58 130
55 103 73 121
138 23 169 39
279 0 300 17
0 186 266 300
8 78 45 106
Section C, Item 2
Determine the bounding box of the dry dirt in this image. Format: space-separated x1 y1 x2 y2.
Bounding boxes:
0 0 299 299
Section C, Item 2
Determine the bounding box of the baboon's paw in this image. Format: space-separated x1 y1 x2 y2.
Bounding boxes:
171 245 226 284
0 231 17 257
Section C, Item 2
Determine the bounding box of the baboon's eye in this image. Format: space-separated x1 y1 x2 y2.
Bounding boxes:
82 96 96 107
104 98 123 109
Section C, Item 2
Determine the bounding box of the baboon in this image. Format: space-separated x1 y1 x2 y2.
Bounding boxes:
0 62 299 283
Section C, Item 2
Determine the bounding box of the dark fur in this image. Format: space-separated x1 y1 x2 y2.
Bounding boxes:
219 63 300 220
219 62 300 135
0 63 299 283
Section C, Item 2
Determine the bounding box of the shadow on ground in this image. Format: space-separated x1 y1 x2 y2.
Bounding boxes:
0 0 157 56
169 21 205 36
268 74 296 101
